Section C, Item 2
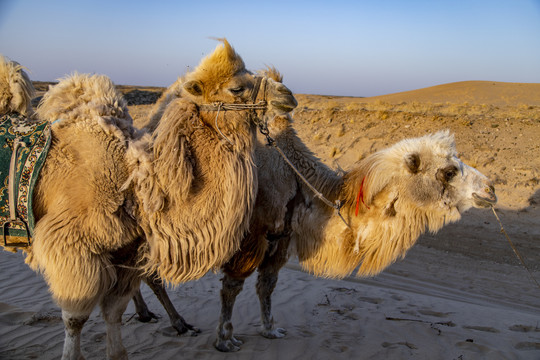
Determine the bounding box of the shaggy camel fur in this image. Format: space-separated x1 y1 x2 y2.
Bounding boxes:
0 39 297 360
213 116 497 351
0 55 34 116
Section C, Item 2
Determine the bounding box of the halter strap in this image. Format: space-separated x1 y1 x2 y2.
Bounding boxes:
198 76 268 112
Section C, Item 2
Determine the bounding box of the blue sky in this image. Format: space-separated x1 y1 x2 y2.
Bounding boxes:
1 0 539 97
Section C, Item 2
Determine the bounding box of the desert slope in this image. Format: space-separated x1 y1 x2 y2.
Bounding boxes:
363 81 540 106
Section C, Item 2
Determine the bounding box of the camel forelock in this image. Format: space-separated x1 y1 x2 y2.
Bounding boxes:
259 66 283 83
186 39 246 97
0 55 35 116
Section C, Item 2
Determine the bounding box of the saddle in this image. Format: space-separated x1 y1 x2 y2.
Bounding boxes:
0 112 51 249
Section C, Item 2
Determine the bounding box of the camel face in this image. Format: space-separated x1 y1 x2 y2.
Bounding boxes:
387 131 497 215
180 40 296 129
443 161 497 211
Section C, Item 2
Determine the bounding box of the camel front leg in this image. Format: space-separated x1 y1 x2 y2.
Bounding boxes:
214 275 245 352
100 294 132 360
144 275 201 335
256 267 287 338
61 310 89 360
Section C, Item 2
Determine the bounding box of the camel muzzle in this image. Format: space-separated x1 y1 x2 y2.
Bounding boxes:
472 185 497 208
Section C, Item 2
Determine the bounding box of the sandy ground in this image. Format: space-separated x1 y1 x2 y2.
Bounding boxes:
1 81 539 359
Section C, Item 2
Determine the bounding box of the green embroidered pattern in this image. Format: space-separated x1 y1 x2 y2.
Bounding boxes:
0 113 51 247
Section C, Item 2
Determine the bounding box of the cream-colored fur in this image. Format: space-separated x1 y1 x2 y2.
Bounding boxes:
0 55 35 116
294 131 495 277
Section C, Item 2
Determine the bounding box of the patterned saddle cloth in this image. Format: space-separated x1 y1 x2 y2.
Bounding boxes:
0 112 51 248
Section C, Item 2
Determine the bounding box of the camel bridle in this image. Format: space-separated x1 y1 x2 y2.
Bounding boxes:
198 75 268 113
197 76 269 146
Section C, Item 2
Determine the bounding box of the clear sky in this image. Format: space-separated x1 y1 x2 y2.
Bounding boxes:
1 0 539 97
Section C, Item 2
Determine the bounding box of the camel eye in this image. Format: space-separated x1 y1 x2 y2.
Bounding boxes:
437 165 458 185
229 87 244 95
445 167 458 181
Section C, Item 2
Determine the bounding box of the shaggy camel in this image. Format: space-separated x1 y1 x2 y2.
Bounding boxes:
0 39 297 360
130 70 497 351
213 115 497 351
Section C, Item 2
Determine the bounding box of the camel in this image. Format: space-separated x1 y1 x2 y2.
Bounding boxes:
129 70 497 351
0 38 297 360
213 114 497 351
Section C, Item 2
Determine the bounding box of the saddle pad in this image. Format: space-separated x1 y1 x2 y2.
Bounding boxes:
0 113 51 247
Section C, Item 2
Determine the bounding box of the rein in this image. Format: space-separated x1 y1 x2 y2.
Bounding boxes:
491 206 540 290
258 121 351 229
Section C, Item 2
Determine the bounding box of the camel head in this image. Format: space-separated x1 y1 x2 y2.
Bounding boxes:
346 131 497 226
297 131 497 279
0 54 35 117
180 39 297 130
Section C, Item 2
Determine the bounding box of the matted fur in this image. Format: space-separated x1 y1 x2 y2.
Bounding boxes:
37 72 136 137
129 97 257 284
27 73 140 306
0 54 35 116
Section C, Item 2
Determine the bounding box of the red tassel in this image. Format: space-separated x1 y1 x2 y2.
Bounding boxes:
355 176 369 216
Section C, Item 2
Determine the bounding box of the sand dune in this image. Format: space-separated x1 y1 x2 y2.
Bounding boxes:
362 81 540 106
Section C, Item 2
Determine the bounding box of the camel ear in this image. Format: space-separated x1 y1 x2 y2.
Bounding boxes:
183 80 203 96
405 153 421 174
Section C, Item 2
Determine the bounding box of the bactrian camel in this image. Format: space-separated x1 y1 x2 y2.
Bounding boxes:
214 114 497 351
127 70 497 351
0 39 297 360
130 70 497 352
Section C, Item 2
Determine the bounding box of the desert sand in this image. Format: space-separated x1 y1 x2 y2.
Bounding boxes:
1 81 539 359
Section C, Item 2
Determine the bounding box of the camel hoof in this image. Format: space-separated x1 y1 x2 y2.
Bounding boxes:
172 320 201 336
260 327 287 339
214 337 243 352
136 311 159 323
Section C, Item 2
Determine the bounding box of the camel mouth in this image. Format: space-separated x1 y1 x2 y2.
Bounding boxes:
472 192 497 208
270 99 297 113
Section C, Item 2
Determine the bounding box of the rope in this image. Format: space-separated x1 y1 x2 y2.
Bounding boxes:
258 123 351 229
212 104 234 146
199 101 268 112
491 206 540 289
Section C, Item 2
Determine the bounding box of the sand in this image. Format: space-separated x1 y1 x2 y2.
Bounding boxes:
1 81 539 359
